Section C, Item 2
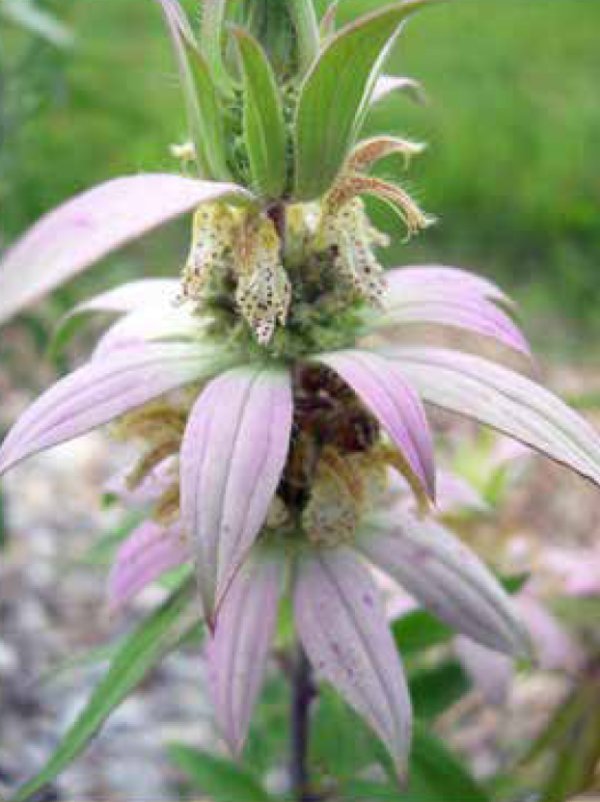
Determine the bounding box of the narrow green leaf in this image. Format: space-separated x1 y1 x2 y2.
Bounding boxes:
293 0 436 200
538 681 600 802
199 0 231 94
158 0 230 179
288 0 320 73
184 35 231 180
167 744 273 802
234 28 288 198
12 581 196 802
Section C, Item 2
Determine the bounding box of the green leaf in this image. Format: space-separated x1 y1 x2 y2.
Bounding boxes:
339 723 489 801
242 674 289 774
293 0 436 200
409 661 470 721
519 680 600 802
234 28 288 198
288 0 320 73
407 723 490 802
310 686 382 779
158 0 229 179
339 780 404 801
184 35 231 180
199 0 231 94
500 572 530 595
167 744 273 802
392 609 453 656
541 703 600 802
12 580 197 802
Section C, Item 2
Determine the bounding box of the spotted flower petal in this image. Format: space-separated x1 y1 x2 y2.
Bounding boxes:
386 347 600 486
207 550 282 756
294 547 412 779
108 520 191 615
0 343 225 475
0 175 254 324
180 364 292 620
357 510 530 656
314 349 435 499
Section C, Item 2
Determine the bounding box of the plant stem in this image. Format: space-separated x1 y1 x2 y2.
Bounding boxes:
267 202 287 251
289 645 316 802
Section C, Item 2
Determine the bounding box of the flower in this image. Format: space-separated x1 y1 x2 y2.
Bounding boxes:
2 0 600 779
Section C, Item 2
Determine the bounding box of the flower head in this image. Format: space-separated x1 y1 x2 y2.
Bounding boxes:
2 0 600 778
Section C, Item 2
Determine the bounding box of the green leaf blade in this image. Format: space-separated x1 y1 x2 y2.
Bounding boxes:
168 744 273 802
157 0 229 180
234 28 288 198
12 581 197 802
293 0 435 200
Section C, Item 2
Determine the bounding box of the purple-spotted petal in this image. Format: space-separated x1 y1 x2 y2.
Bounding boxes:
385 265 513 307
357 510 530 656
294 547 412 779
108 520 191 614
0 343 225 475
314 349 435 499
207 550 282 756
371 288 530 357
371 75 426 106
388 347 600 487
0 174 254 324
180 364 292 620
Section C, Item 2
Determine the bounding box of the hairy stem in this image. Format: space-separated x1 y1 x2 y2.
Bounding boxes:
289 645 316 802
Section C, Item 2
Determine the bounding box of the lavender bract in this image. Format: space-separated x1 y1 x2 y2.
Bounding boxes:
2 0 600 779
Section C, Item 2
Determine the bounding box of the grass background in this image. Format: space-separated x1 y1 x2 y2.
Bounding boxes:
1 0 599 354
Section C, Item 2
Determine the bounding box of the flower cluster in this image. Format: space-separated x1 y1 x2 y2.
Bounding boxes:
1 0 600 778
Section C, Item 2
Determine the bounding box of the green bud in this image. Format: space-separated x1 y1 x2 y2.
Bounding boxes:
229 0 319 76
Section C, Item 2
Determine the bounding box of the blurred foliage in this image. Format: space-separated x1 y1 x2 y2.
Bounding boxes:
1 0 599 353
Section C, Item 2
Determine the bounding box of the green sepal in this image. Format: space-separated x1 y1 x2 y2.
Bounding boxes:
11 580 198 802
287 0 320 74
158 0 230 179
199 0 233 94
293 0 437 200
233 27 289 198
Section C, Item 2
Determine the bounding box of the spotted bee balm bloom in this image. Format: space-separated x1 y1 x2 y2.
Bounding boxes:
2 0 600 786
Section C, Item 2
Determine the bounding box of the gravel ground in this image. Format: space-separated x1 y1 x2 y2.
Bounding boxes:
1 329 600 801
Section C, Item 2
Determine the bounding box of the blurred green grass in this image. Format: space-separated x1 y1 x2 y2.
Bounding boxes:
2 0 599 353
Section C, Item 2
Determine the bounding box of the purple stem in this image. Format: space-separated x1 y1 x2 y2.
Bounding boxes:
290 646 317 802
267 202 287 253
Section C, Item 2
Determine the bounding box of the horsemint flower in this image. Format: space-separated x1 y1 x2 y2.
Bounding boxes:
2 0 600 779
